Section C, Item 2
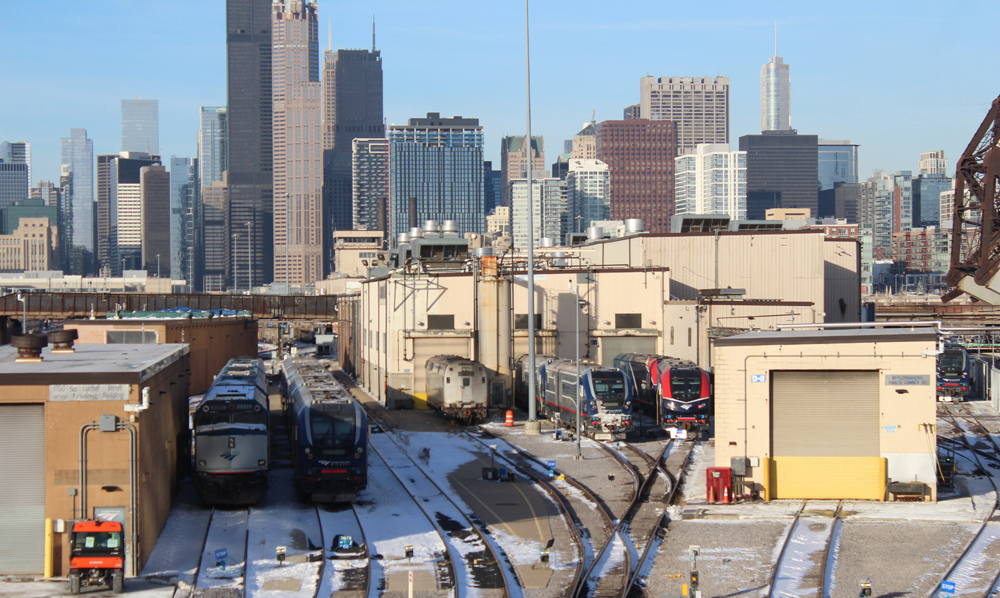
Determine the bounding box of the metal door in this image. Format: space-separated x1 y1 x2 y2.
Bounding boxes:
0 405 45 573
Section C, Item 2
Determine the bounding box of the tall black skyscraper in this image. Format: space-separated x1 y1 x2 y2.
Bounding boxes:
739 130 818 215
226 0 273 287
322 33 383 273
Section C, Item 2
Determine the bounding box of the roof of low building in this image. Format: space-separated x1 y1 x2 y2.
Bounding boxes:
0 343 189 385
714 327 938 347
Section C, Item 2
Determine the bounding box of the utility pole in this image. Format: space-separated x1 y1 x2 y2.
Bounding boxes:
245 221 252 293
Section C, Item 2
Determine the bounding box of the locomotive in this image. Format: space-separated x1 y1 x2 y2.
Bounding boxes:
937 344 971 401
424 355 489 423
192 358 270 506
282 357 368 502
652 357 711 435
538 359 633 440
612 353 662 414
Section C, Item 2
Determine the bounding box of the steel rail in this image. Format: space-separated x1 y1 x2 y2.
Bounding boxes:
930 409 1000 598
764 500 808 596
367 425 512 598
315 504 371 597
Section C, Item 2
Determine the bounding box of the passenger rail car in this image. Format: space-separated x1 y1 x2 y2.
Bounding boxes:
538 360 633 440
937 345 971 401
282 357 368 503
192 358 270 506
425 355 489 423
513 354 556 410
653 358 711 435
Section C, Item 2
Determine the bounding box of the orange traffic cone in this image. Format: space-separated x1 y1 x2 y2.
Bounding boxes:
707 486 715 504
723 487 730 504
505 410 514 427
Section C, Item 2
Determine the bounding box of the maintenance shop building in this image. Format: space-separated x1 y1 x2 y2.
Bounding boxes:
713 327 938 501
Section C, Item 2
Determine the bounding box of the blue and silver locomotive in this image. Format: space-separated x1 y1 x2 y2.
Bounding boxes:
282 357 368 502
538 359 633 440
192 358 270 506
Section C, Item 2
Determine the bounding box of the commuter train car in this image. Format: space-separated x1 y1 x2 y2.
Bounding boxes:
424 355 489 423
937 344 971 401
538 360 633 440
653 358 711 436
513 354 556 410
192 358 270 506
612 353 663 414
282 357 368 502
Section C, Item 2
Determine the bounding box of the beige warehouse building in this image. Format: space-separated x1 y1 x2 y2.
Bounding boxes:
713 328 939 501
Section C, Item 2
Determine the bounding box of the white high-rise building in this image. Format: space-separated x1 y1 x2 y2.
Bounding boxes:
352 138 389 231
121 98 159 154
639 76 729 156
510 175 565 251
674 144 746 220
566 159 610 233
920 150 947 176
761 55 790 132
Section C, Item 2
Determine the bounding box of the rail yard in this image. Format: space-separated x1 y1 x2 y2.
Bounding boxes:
3 353 1000 598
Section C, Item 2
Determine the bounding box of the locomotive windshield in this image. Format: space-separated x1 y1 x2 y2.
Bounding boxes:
938 349 966 376
309 406 356 455
592 373 626 408
195 409 266 428
669 370 703 401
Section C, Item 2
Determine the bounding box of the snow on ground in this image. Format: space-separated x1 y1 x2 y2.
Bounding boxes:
354 449 447 593
586 531 626 588
194 508 248 592
677 440 713 505
0 577 178 598
315 505 367 596
371 431 522 598
770 503 839 598
140 481 211 587
244 470 322 598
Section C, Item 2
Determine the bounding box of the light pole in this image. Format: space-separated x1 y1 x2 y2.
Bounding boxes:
245 221 252 294
525 0 538 426
156 254 160 280
572 281 582 460
232 233 239 293
285 193 290 294
16 293 26 335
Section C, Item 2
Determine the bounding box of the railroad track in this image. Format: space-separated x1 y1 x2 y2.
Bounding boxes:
316 504 370 597
192 507 249 598
368 427 513 598
766 500 842 598
933 407 1000 598
569 439 677 598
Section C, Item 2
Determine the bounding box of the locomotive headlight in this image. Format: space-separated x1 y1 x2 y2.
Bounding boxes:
258 459 266 467
667 401 678 410
355 447 364 454
304 448 311 454
198 460 206 467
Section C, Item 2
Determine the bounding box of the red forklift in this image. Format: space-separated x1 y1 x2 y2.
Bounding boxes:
69 520 124 594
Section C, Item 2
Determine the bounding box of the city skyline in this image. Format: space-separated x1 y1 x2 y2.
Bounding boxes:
1 1 997 203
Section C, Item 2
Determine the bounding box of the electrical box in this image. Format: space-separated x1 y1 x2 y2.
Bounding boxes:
706 467 733 503
730 457 750 476
99 414 118 432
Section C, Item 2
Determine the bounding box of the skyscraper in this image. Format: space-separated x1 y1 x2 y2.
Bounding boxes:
484 161 502 215
389 113 484 239
121 98 159 154
104 152 161 275
818 140 859 191
571 124 596 160
739 131 818 214
140 165 171 276
0 162 28 210
322 41 384 269
0 141 31 186
227 0 273 287
565 159 610 233
761 54 790 132
29 181 60 208
595 119 677 233
272 0 322 286
510 175 565 251
170 157 199 283
674 144 746 220
500 136 544 207
639 76 729 156
60 128 94 274
198 106 228 187
202 174 229 292
351 138 388 232
919 150 947 176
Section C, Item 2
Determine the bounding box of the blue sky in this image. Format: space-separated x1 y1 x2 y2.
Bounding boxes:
2 0 997 188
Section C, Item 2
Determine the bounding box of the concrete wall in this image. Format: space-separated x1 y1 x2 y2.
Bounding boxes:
713 331 938 500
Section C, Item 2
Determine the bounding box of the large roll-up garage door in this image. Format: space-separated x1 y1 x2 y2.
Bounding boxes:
0 405 45 573
771 371 883 499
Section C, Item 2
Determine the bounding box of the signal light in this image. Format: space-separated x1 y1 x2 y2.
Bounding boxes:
690 570 699 589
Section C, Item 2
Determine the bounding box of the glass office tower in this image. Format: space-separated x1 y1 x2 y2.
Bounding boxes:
60 128 94 274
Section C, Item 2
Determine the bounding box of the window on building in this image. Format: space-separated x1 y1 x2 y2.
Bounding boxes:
427 315 455 330
615 313 642 329
106 330 157 344
514 314 543 330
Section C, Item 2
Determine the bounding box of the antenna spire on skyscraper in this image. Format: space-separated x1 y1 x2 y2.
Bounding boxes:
372 16 376 52
328 19 332 51
774 20 777 57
